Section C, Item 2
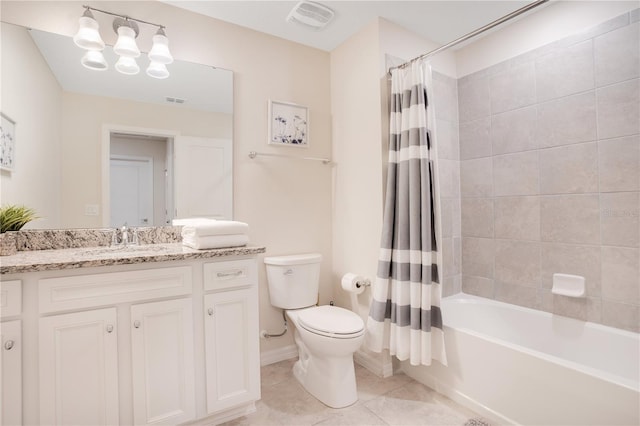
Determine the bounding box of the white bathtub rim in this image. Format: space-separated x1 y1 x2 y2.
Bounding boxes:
445 293 638 338
441 292 640 393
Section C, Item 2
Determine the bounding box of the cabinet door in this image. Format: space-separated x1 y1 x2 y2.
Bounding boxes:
39 308 119 426
204 288 260 414
1 320 21 426
131 298 195 425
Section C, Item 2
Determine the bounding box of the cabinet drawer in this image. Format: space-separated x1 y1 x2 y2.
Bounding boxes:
39 266 192 314
204 259 257 292
1 280 22 318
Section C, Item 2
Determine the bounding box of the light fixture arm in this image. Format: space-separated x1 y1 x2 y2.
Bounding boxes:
82 5 166 32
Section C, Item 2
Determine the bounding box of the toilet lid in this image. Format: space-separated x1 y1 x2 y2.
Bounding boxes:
297 305 364 336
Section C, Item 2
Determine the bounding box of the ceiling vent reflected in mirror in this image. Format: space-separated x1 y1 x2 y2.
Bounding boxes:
165 97 186 104
73 6 173 79
286 1 335 31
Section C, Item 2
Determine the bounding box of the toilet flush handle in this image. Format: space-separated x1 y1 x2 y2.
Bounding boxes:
284 269 294 275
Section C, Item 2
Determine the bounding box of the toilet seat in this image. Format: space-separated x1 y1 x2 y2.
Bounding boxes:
297 305 364 339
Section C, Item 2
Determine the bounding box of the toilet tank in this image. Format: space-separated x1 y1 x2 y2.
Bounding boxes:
264 253 322 309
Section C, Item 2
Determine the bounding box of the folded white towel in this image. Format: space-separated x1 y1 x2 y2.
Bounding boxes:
182 234 249 250
181 220 249 238
172 217 216 226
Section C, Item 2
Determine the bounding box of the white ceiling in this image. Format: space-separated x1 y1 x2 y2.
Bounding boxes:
163 1 537 52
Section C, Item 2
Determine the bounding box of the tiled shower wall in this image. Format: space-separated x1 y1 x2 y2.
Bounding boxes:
432 71 462 299
456 10 639 332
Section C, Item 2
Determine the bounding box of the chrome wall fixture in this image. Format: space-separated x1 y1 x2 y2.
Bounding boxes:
73 5 173 79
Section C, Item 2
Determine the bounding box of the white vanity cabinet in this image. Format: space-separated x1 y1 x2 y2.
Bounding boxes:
38 266 194 426
131 298 196 425
6 252 262 426
203 260 260 414
1 280 22 426
0 320 21 426
39 308 119 425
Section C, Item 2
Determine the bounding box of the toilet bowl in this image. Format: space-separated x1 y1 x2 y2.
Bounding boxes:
287 305 364 408
263 254 365 408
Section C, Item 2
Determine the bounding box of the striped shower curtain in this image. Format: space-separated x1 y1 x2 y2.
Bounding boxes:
366 61 447 366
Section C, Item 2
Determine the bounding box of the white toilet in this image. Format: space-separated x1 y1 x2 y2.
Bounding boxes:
264 253 365 408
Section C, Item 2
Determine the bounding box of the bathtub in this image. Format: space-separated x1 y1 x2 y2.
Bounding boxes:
401 293 640 426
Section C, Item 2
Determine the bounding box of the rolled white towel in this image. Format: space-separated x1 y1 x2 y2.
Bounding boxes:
172 217 216 226
182 234 249 250
181 220 249 238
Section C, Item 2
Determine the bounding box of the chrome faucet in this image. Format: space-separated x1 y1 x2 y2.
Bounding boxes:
111 223 138 247
121 224 129 246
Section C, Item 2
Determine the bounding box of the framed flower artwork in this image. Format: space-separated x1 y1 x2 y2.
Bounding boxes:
0 113 15 171
268 100 309 148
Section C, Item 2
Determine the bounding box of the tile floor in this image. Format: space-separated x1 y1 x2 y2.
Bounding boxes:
223 358 489 426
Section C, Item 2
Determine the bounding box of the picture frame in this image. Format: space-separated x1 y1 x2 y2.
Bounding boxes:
268 100 309 148
0 113 15 171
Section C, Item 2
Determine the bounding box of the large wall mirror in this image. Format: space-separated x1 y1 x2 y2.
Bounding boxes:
0 22 233 230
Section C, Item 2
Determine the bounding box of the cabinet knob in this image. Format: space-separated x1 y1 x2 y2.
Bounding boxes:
207 308 214 316
133 320 141 329
106 324 114 333
4 340 14 351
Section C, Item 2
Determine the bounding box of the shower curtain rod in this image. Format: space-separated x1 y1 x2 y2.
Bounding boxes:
388 0 549 74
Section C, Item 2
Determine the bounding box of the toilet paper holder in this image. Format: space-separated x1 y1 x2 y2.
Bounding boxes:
355 278 371 288
341 273 371 294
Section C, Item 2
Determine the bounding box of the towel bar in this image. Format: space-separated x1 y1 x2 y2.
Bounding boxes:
248 150 331 164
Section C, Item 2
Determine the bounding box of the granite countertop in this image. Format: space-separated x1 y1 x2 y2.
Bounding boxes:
0 243 266 274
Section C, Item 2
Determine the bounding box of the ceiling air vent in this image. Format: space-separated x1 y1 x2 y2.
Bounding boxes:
286 1 335 31
165 96 185 104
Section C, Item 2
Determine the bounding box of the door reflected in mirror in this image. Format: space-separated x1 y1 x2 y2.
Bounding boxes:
110 133 170 227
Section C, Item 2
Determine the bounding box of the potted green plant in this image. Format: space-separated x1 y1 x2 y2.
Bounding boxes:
0 205 38 255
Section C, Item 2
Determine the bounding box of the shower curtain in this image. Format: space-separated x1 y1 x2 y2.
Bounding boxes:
366 61 446 366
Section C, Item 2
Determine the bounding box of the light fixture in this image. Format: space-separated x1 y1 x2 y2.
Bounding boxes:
113 18 140 58
73 6 172 78
73 8 105 50
81 50 108 70
148 28 173 65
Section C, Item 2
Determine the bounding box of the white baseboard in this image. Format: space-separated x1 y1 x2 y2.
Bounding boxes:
260 344 298 366
354 349 393 378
